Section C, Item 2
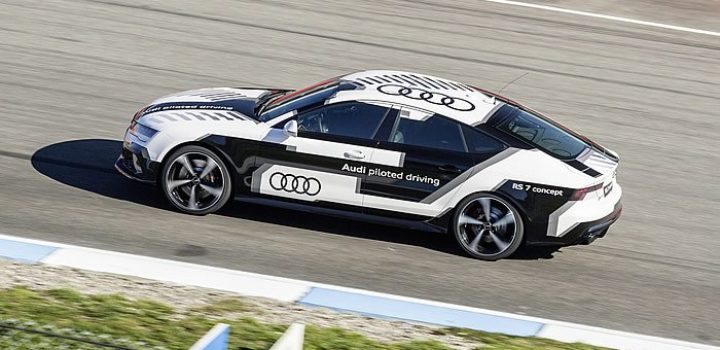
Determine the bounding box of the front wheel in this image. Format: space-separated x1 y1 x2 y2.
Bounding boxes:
452 193 524 260
160 145 232 215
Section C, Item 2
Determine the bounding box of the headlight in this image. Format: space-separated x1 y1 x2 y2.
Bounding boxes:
128 107 158 141
131 108 144 123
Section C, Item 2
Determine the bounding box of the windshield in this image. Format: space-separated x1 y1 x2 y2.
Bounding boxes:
495 108 588 159
258 80 362 122
258 78 338 115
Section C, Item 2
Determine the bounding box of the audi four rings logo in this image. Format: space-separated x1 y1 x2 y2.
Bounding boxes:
269 172 322 196
377 84 475 111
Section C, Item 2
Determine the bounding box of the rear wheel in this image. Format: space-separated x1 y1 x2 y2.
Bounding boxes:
161 145 232 215
452 193 524 260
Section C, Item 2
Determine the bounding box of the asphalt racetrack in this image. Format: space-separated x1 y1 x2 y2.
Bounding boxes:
1 0 719 345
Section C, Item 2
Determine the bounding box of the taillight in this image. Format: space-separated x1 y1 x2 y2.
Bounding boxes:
569 183 603 201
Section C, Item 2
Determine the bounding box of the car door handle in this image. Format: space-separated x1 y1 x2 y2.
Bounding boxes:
343 150 365 160
438 165 462 173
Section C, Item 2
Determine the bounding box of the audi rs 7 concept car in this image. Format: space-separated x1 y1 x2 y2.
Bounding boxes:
116 70 622 260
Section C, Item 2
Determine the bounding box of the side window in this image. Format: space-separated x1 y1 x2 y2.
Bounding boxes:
389 111 467 152
297 102 389 140
462 126 506 153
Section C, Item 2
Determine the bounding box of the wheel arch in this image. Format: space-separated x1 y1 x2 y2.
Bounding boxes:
156 141 237 188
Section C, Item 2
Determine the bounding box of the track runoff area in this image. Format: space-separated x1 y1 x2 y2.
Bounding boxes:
0 233 717 350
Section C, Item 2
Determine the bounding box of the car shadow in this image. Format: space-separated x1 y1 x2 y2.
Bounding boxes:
31 139 558 260
30 139 168 208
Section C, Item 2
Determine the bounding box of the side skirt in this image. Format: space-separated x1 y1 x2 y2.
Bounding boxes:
233 195 447 234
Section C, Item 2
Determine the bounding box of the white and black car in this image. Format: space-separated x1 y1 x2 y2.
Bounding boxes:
116 70 622 260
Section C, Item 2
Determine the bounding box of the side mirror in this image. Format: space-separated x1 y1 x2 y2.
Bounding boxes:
283 119 298 137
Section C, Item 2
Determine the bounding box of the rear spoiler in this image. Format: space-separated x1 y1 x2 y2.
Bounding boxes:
580 135 620 162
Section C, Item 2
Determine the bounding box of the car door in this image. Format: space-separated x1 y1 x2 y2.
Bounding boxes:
251 101 400 209
362 107 490 217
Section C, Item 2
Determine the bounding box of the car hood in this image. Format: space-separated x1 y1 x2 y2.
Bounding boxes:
138 87 288 122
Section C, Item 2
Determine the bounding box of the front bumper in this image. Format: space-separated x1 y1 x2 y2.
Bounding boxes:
115 139 159 184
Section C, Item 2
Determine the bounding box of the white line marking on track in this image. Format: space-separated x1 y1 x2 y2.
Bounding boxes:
481 0 720 37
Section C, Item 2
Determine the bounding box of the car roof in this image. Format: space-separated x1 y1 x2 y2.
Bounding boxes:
331 70 504 126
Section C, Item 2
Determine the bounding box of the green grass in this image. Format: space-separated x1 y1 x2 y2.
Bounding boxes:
189 297 253 315
0 287 610 350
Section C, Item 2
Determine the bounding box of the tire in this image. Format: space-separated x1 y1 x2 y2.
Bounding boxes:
160 145 233 215
452 193 524 260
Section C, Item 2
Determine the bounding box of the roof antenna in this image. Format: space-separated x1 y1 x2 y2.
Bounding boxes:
498 72 529 95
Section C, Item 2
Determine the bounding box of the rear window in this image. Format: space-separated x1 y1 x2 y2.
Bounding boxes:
496 109 588 158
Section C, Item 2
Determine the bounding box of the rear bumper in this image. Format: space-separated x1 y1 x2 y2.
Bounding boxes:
529 200 622 246
565 201 622 245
